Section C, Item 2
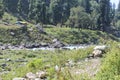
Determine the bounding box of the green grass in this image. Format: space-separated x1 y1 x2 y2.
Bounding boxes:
95 41 120 80
1 47 93 80
2 12 18 24
45 27 118 44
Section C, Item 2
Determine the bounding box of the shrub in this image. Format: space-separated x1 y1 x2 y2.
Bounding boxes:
95 41 120 80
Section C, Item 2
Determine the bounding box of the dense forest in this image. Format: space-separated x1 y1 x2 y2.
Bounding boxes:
0 0 120 33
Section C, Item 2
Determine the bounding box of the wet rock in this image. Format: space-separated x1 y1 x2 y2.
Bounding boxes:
13 78 26 80
25 72 36 79
36 71 47 79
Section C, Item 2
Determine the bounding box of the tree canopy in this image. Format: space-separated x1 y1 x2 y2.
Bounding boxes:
0 0 120 32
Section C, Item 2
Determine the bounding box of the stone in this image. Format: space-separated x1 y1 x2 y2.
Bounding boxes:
52 39 58 43
55 65 61 72
10 32 15 36
65 60 74 67
87 54 94 58
92 49 102 57
36 71 47 79
13 78 26 80
26 72 36 79
94 45 107 51
1 63 7 67
6 58 11 62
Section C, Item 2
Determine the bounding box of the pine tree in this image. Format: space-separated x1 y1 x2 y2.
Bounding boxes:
118 1 120 12
0 1 4 18
97 0 111 32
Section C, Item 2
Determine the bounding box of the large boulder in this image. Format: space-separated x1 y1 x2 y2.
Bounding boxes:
92 49 102 57
24 43 40 48
88 45 108 58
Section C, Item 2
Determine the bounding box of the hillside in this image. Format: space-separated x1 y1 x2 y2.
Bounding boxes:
0 22 118 47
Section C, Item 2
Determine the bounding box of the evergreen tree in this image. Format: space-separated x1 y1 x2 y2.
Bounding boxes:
0 1 4 18
118 1 120 12
97 0 111 32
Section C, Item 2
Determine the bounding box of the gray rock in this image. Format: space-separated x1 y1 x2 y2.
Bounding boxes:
94 45 107 51
10 32 15 36
1 63 7 68
92 49 102 57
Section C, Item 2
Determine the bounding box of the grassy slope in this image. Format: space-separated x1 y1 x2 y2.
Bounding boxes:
0 25 118 45
46 27 118 44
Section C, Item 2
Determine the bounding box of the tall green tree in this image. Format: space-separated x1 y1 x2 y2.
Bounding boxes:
118 1 120 12
0 1 4 18
67 6 91 29
97 0 111 32
3 0 18 13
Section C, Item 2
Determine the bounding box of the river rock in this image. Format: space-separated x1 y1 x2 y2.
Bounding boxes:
40 43 49 47
13 78 26 80
25 43 40 48
25 72 36 79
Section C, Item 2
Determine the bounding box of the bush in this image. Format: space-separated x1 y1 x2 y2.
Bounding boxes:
95 41 120 80
27 59 43 69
